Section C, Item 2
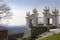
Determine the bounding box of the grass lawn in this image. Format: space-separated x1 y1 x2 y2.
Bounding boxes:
38 34 60 40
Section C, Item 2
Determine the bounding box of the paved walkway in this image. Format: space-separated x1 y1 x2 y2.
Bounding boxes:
50 28 60 34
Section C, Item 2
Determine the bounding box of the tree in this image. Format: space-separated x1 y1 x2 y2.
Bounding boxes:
0 0 12 29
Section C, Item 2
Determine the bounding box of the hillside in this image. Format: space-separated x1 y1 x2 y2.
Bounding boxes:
37 34 60 40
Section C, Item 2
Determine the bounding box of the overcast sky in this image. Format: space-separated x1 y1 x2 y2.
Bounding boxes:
3 0 60 26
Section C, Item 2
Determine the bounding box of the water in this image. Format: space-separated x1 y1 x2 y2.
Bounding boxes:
6 25 26 35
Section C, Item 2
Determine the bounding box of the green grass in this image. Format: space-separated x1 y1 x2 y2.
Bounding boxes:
38 34 60 40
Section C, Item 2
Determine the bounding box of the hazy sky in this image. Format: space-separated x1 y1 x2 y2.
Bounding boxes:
3 0 60 26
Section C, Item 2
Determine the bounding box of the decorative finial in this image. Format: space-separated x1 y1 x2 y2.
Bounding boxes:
45 6 47 10
48 6 49 10
26 11 30 17
52 7 59 14
43 6 50 12
33 8 38 13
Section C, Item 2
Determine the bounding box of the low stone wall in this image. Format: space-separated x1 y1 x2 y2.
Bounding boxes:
31 27 48 40
0 30 8 40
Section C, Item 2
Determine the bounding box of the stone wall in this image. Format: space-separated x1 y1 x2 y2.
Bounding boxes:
31 27 48 40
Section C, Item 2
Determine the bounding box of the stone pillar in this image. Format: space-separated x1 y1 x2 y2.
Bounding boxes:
52 8 59 27
52 16 56 26
23 11 31 40
26 11 30 28
31 8 38 27
26 17 30 27
31 15 37 26
7 34 8 40
43 14 47 26
43 7 51 26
